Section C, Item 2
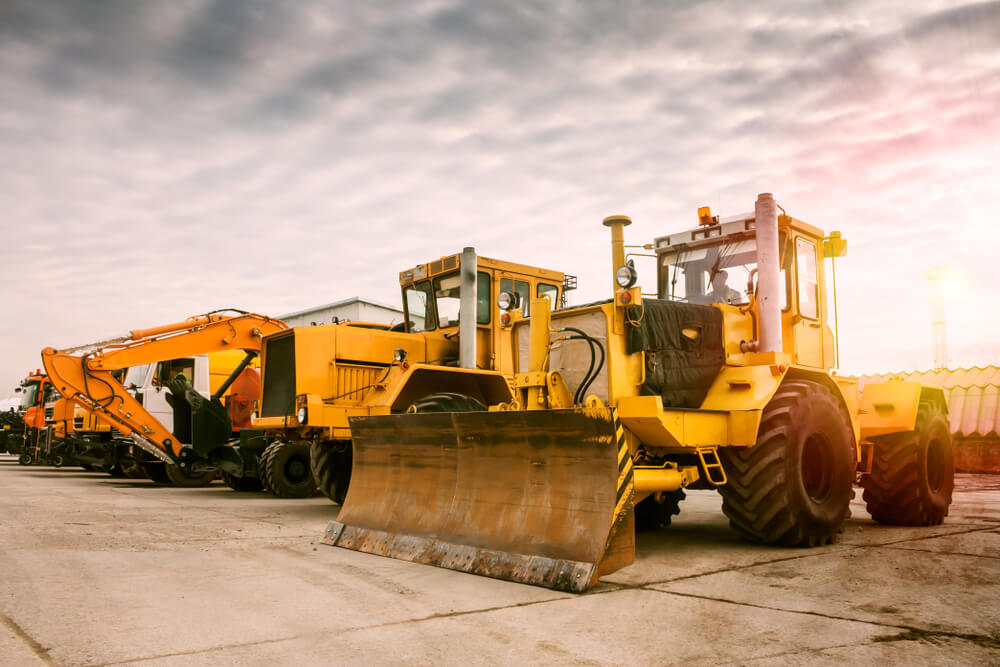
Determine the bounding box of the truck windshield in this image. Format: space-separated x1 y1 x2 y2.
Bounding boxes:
19 383 39 409
123 365 151 390
660 235 788 308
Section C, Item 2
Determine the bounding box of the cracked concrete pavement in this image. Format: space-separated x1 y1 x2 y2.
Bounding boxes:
1 456 998 665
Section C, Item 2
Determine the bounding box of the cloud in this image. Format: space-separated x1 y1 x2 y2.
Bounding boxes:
1 0 999 392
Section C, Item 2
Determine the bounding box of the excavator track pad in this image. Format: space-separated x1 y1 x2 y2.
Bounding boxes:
322 407 635 592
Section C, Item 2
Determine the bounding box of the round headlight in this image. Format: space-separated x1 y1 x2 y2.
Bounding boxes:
616 264 638 288
296 407 307 425
497 290 517 311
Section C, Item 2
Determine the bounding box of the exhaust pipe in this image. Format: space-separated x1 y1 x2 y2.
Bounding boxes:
602 215 632 291
459 247 477 369
754 193 782 354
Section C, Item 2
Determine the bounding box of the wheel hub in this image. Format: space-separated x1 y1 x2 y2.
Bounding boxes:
285 457 308 483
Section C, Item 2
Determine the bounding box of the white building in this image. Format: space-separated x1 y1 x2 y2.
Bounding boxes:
279 297 403 328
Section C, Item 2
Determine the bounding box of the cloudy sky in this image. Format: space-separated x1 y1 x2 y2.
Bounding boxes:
2 0 999 394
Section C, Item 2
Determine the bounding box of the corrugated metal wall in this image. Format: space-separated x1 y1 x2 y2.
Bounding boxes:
856 366 1000 438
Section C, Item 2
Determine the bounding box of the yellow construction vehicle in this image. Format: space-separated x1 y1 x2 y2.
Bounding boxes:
253 249 573 499
42 311 287 487
323 193 954 592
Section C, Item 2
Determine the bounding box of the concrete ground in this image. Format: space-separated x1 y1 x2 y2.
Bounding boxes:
1 456 998 666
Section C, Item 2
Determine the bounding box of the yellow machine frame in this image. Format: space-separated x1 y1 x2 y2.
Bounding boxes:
252 252 570 440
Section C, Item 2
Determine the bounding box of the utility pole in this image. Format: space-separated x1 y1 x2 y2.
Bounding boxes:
924 266 948 371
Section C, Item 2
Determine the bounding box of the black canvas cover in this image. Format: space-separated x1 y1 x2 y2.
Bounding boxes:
626 300 725 409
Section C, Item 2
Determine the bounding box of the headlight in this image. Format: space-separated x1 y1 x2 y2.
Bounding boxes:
250 411 258 422
497 290 517 311
616 263 638 288
296 407 307 424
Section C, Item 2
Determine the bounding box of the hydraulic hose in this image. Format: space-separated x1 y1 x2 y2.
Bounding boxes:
561 327 606 405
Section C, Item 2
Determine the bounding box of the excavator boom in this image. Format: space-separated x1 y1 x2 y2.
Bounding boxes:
41 312 287 461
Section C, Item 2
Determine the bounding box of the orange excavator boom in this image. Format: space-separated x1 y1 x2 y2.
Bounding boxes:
41 311 287 463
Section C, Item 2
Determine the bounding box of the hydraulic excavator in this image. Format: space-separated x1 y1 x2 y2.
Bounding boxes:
42 311 287 487
323 193 954 592
252 249 574 499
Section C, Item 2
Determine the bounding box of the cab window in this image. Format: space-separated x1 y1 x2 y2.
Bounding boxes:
155 358 195 385
403 280 434 332
477 272 490 324
537 283 559 308
500 278 531 316
433 274 461 328
796 238 819 319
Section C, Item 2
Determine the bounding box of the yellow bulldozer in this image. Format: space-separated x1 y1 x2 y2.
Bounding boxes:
322 193 954 592
252 248 574 498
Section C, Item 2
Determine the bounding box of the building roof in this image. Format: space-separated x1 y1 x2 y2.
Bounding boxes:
280 296 402 321
855 366 1000 439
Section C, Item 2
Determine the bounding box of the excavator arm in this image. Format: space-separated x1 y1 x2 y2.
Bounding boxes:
41 312 287 463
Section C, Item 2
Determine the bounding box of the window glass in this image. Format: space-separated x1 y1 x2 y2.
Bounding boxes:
537 283 559 308
433 273 461 328
477 272 490 324
124 365 151 390
796 237 819 319
155 359 195 385
659 234 790 310
499 278 532 315
19 383 39 410
403 280 434 332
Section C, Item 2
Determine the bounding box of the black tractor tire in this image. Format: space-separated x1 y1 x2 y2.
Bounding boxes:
635 489 686 531
260 441 315 498
142 462 172 484
52 455 65 468
222 471 264 492
164 464 217 487
407 392 487 413
18 453 33 466
718 379 855 547
311 441 352 505
861 400 954 526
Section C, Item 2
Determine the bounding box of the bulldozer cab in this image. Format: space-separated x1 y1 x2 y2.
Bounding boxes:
653 211 838 370
399 252 571 372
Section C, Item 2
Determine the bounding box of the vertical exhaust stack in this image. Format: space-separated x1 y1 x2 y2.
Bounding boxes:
602 215 632 291
459 247 477 369
755 193 783 354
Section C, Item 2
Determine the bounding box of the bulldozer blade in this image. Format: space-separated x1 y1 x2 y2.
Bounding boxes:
322 407 635 593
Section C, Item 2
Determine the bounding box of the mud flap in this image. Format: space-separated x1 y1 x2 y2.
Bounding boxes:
322 407 635 592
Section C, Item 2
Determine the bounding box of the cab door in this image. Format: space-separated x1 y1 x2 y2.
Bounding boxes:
791 236 825 368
